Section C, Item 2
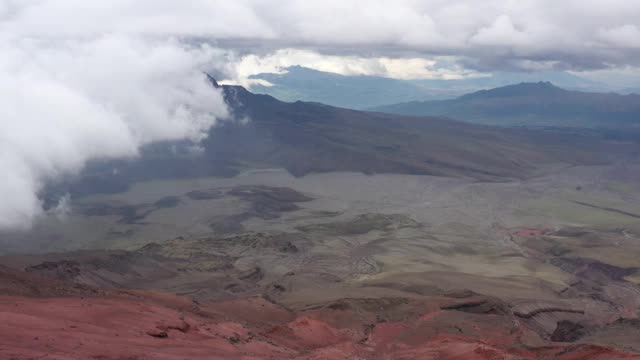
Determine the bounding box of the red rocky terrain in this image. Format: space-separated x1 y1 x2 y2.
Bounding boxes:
1 265 639 360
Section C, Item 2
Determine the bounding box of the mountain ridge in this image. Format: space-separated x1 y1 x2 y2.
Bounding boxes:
370 82 640 127
247 66 604 109
45 79 637 203
458 81 564 99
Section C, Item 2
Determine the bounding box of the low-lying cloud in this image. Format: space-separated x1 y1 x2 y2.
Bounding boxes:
0 35 228 229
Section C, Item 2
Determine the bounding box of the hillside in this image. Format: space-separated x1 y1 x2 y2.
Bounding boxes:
370 82 640 127
249 66 603 109
8 77 640 360
203 80 616 181
44 79 636 205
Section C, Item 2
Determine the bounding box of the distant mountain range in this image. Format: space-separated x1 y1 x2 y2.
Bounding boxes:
623 87 640 95
201 78 623 181
44 78 633 204
370 82 640 127
248 66 604 109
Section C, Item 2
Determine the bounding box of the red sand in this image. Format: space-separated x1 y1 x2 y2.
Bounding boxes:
1 293 639 360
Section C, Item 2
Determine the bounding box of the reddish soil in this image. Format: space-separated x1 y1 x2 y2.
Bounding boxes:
2 293 639 360
1 266 639 359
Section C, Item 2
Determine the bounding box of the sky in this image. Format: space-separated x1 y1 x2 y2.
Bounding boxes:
2 0 640 229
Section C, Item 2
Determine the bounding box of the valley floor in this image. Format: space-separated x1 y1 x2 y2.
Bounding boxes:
2 163 640 358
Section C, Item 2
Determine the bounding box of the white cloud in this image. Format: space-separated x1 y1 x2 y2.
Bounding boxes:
0 0 275 39
225 49 488 84
469 15 528 48
598 25 640 48
0 34 228 229
51 193 71 221
2 0 640 70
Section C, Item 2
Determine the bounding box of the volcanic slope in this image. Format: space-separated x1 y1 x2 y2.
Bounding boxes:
370 82 640 128
3 263 640 360
3 80 640 359
59 77 630 202
203 78 611 181
4 164 640 358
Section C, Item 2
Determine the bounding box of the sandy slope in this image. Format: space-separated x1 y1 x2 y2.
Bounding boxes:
1 265 639 360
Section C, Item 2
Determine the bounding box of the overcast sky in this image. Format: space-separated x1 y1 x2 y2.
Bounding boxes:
4 1 640 76
2 0 640 229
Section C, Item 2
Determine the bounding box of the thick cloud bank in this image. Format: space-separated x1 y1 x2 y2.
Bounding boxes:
3 0 640 71
0 35 227 229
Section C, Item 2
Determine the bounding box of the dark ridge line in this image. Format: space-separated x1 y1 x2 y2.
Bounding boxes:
440 299 488 310
514 307 585 319
571 201 640 219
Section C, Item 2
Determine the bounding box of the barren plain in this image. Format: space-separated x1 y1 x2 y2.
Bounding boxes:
2 160 640 358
